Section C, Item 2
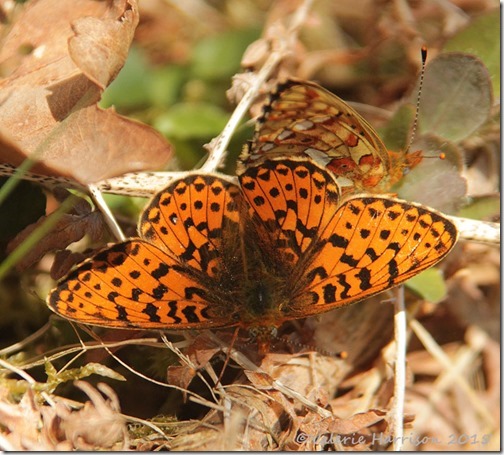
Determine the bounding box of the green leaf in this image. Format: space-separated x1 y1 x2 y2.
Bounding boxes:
395 135 466 214
443 10 500 98
148 66 185 107
169 138 208 170
103 193 145 219
100 47 153 109
380 104 415 151
45 360 126 393
415 53 492 142
153 103 229 140
457 195 500 220
190 28 260 80
406 268 448 302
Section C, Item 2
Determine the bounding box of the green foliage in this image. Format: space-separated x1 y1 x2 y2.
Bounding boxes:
154 103 229 140
444 10 500 97
100 28 260 171
406 268 448 303
44 361 126 394
190 28 260 80
417 53 493 142
100 47 153 109
100 47 186 110
457 195 500 220
380 104 415 152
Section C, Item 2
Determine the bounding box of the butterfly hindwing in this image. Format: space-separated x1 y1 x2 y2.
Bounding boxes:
47 240 239 329
240 79 392 193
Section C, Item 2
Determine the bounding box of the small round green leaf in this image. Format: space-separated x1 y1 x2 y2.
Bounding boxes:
415 53 492 142
406 268 448 303
444 10 500 97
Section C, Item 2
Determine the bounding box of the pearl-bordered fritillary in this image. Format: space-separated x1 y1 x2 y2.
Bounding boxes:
239 79 422 195
48 158 458 334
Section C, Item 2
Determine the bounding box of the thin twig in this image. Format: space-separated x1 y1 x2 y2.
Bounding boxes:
0 321 52 356
392 286 407 451
447 215 500 245
408 319 495 429
200 0 315 173
88 184 125 241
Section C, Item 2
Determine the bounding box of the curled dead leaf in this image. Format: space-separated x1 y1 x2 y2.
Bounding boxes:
0 0 172 184
6 196 105 272
325 409 387 434
59 381 126 450
50 249 87 280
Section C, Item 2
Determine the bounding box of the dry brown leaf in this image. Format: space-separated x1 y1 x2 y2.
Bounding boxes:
50 249 87 280
166 334 221 390
244 370 274 390
164 386 294 450
446 243 500 340
402 330 499 450
258 351 344 407
6 201 105 272
166 365 198 391
224 387 294 450
325 409 387 434
293 410 388 450
0 381 126 450
408 343 461 376
188 333 223 368
0 0 172 183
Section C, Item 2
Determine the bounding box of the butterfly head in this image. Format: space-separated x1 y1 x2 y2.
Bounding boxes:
247 325 278 355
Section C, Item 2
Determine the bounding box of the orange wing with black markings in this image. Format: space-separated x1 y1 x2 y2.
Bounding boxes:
48 240 237 329
48 175 244 330
139 174 242 277
287 196 458 318
239 158 340 265
48 158 458 333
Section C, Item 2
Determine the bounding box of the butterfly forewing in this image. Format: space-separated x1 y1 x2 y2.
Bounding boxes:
239 158 340 264
49 174 245 330
291 196 458 316
139 174 242 276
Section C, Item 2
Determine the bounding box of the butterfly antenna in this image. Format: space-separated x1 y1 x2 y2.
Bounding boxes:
276 334 348 360
405 46 428 154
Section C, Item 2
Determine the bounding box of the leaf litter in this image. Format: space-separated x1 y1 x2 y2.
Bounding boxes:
0 0 499 451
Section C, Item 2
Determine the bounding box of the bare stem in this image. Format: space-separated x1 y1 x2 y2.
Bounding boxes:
200 0 314 173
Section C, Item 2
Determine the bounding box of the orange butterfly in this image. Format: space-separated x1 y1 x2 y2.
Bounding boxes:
239 79 422 195
48 158 457 336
